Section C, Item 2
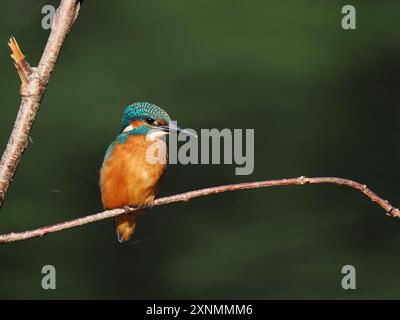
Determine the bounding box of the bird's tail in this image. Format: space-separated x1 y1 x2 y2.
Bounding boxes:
114 210 143 243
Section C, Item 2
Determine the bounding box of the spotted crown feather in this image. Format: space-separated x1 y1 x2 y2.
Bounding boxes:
122 102 171 129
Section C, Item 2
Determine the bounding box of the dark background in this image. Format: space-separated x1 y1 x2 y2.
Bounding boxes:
0 0 399 299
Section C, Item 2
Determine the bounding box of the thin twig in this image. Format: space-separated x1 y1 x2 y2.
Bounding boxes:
8 37 33 85
0 0 80 208
0 176 398 244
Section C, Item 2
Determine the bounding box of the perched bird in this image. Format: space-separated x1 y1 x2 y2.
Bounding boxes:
100 102 191 242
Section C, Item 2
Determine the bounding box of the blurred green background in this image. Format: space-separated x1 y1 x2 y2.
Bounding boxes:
0 0 400 299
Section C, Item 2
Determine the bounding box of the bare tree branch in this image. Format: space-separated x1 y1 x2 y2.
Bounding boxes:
0 0 81 208
0 176 398 245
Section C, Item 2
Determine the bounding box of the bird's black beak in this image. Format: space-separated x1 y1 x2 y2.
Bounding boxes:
161 123 197 138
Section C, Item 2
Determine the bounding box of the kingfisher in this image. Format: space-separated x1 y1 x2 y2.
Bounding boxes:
100 102 193 242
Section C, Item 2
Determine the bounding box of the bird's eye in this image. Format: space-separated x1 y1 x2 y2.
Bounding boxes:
145 118 155 125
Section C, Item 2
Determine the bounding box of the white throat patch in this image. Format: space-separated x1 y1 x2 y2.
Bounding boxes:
147 129 169 141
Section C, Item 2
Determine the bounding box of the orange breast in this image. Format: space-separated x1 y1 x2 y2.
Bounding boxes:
99 134 167 209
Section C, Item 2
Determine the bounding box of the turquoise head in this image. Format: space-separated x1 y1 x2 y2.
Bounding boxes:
121 102 171 134
104 102 195 160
